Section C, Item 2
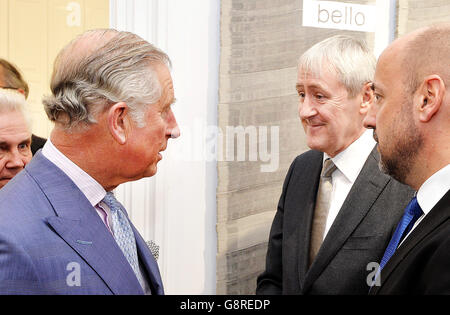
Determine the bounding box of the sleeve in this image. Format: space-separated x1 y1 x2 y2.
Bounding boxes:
422 232 450 294
255 158 297 295
0 230 43 294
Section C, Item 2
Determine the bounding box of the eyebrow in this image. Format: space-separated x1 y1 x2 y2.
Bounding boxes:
371 81 386 93
0 138 32 147
295 82 328 91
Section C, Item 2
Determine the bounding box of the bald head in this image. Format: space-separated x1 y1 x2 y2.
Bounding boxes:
51 29 118 93
365 23 450 189
398 23 450 95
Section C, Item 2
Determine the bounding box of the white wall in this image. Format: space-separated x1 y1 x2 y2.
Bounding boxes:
110 0 220 294
374 0 397 57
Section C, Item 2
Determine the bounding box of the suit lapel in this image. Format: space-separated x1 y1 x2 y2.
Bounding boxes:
303 148 390 292
26 153 144 295
131 224 165 295
371 190 450 294
294 151 323 290
47 216 144 294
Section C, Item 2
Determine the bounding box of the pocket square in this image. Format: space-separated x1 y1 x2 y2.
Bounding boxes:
146 240 160 261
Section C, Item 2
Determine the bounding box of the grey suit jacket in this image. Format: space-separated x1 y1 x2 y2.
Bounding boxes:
256 147 414 294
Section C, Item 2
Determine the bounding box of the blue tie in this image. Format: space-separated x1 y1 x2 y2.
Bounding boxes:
102 192 146 290
379 197 423 270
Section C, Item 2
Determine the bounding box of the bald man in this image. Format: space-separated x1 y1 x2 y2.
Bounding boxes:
364 23 450 294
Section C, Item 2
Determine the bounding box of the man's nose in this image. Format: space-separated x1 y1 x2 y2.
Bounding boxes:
167 109 180 139
4 151 27 169
298 96 317 120
363 104 377 130
170 125 180 139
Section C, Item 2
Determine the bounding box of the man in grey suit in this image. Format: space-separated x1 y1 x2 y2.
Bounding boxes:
256 35 414 294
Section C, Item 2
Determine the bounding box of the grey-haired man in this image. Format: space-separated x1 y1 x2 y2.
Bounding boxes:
0 29 179 295
257 35 413 295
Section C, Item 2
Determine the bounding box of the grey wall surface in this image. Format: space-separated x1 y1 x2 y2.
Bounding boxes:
397 0 450 37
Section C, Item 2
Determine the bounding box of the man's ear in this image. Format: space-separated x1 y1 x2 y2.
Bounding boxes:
415 75 445 123
107 102 129 144
359 82 374 115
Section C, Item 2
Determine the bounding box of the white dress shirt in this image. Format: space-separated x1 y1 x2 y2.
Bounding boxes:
400 164 450 245
323 130 376 238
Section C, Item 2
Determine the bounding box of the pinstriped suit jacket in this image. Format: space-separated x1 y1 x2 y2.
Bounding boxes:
0 152 164 295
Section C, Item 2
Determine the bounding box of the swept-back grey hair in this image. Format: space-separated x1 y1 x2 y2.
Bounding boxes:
43 29 171 131
0 89 31 130
297 35 375 97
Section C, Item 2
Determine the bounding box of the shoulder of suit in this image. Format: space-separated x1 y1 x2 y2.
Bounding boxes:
284 150 323 181
292 150 322 164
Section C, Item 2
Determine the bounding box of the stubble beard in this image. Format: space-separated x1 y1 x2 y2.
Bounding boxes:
377 111 423 185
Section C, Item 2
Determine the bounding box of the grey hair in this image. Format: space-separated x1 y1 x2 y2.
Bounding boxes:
43 29 171 131
297 35 375 98
0 89 31 130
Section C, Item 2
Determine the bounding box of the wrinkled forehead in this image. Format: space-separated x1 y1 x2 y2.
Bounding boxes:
0 110 31 135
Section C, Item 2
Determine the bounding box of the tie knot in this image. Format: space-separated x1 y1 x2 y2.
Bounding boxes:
405 197 423 218
321 158 337 178
102 192 122 213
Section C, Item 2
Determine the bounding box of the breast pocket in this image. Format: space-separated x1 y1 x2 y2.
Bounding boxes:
342 235 385 251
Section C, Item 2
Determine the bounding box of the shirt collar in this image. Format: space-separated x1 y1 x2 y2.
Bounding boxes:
417 164 450 215
324 129 376 183
41 139 106 206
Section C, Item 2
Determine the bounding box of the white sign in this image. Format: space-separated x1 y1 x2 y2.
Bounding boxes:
303 0 376 32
